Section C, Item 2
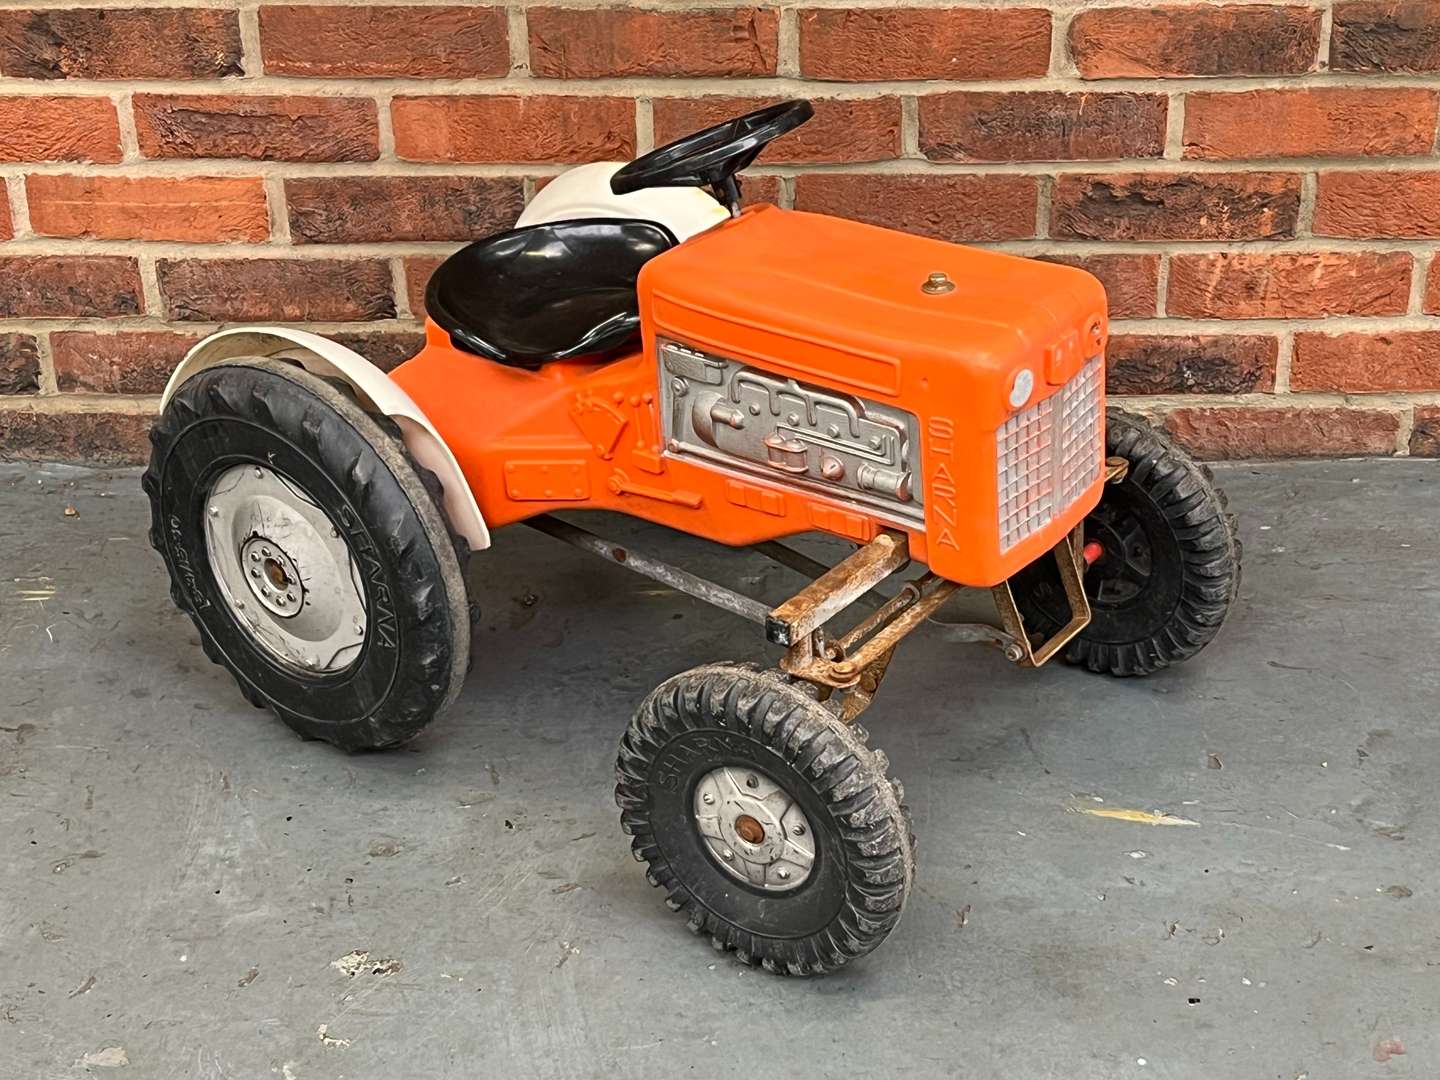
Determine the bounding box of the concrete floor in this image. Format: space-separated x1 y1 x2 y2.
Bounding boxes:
2 459 1437 1079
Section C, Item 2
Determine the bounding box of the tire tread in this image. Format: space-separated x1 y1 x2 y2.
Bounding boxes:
143 358 472 750
614 663 914 976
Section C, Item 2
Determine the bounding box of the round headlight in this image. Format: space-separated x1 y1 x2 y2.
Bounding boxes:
1009 368 1035 409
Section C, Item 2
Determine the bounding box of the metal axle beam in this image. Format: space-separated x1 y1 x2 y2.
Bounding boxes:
525 515 774 626
528 498 1111 722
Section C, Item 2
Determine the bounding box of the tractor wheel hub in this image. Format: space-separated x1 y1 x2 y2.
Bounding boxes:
240 535 305 618
692 766 814 891
204 463 367 675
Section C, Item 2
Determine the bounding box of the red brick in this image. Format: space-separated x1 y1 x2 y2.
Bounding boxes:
1070 5 1321 78
0 334 40 394
330 331 426 373
51 331 200 394
1184 88 1438 160
919 91 1166 163
134 94 379 162
0 9 241 79
392 96 634 163
793 173 1038 242
0 257 141 318
286 177 524 244
0 409 152 465
1409 405 1440 456
736 175 780 207
1106 335 1277 395
27 175 269 242
798 8 1051 81
1314 171 1440 239
1039 255 1159 320
529 8 777 78
652 96 899 164
1052 173 1301 241
403 255 446 319
1332 2 1440 73
157 259 394 322
1292 331 1440 392
0 193 10 241
1164 406 1399 458
1167 252 1412 319
1428 259 1440 314
0 96 120 162
260 5 508 78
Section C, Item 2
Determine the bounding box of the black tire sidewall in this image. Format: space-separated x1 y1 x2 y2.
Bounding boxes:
645 726 848 941
155 412 406 724
148 362 462 746
619 665 912 972
1025 476 1187 646
1077 479 1186 645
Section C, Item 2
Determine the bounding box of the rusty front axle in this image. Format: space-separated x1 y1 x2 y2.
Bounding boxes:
528 455 1129 722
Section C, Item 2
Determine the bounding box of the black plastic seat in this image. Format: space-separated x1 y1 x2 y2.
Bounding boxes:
425 218 676 369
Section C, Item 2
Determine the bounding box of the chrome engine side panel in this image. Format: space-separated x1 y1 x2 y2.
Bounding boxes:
659 340 924 525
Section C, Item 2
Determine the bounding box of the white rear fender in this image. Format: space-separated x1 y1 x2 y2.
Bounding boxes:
517 162 729 241
162 327 490 551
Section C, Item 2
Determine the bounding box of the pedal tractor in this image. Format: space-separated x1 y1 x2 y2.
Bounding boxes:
146 102 1240 974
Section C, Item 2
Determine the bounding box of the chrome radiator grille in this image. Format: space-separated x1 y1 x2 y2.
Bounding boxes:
996 356 1104 553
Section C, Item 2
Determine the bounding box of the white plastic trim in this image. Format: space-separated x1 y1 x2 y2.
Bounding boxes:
162 327 490 551
516 162 729 242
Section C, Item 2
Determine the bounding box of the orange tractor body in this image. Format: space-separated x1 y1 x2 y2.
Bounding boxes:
392 204 1109 588
147 99 1239 974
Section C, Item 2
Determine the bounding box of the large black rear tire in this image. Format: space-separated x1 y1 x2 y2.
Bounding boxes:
144 359 471 750
1010 409 1240 676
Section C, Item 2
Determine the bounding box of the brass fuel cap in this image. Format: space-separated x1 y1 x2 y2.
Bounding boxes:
921 271 955 295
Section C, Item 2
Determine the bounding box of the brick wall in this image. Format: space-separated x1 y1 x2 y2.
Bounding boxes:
1 0 1438 464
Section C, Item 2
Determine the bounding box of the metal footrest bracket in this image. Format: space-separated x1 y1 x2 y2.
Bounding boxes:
992 525 1093 669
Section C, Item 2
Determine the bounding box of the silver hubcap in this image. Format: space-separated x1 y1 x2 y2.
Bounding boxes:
693 766 815 891
203 464 367 674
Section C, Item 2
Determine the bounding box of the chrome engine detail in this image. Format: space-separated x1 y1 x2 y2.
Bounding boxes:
659 340 923 523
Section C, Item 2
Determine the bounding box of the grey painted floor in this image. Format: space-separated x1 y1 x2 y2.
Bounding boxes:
2 459 1437 1080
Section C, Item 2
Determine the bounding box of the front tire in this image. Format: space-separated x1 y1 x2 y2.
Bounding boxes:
144 359 471 750
616 664 913 975
1010 409 1240 676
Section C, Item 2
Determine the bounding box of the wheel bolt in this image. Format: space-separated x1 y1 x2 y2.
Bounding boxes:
235 600 245 610
746 774 759 789
250 551 260 562
330 526 339 538
261 547 271 557
208 506 219 517
250 568 261 578
286 592 296 603
776 868 790 881
702 793 715 805
792 824 806 836
253 467 263 479
721 848 734 861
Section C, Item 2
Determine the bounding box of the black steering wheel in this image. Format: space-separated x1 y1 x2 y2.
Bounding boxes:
610 100 813 214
